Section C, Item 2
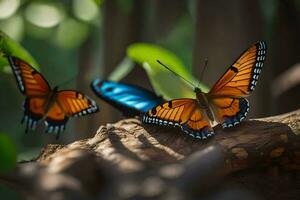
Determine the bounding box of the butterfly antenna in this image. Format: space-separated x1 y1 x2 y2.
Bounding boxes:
156 60 196 88
197 58 208 88
25 123 29 134
200 58 208 82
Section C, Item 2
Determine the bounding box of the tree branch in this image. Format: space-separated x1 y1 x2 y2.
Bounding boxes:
1 109 300 199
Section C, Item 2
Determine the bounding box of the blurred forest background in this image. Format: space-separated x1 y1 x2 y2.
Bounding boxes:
0 1 300 197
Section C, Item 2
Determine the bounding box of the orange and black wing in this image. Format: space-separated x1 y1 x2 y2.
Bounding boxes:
210 97 249 128
44 90 99 136
207 41 266 128
143 99 214 139
181 106 214 139
56 90 99 117
209 41 267 98
44 101 69 136
22 97 47 133
7 56 51 97
7 56 51 133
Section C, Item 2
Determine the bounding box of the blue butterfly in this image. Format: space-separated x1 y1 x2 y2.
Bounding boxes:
91 79 164 116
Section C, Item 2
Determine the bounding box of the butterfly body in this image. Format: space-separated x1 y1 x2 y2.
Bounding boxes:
40 86 58 114
7 56 99 137
193 87 216 121
143 41 267 139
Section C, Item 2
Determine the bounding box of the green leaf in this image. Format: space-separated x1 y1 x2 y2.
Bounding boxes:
142 62 196 99
93 0 103 6
0 30 39 73
127 43 209 99
108 57 134 81
0 133 17 173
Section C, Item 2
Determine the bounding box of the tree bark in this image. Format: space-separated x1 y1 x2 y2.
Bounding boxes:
1 109 300 199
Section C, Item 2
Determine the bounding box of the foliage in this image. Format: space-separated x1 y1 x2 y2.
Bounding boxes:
108 57 134 81
127 43 209 99
93 0 104 6
159 15 195 73
0 0 101 51
54 19 89 49
0 133 17 173
0 31 39 72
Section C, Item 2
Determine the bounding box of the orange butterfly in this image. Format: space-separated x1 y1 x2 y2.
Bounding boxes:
143 41 267 139
7 56 99 138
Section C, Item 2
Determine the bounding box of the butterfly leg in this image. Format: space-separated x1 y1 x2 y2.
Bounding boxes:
56 132 60 140
21 115 28 134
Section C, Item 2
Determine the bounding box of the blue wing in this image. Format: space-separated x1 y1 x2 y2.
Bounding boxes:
91 79 164 116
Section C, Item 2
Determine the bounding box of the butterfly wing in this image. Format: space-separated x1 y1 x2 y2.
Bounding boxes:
44 90 99 135
210 97 249 128
208 41 266 128
91 79 164 116
44 101 68 135
56 90 99 117
209 41 267 98
143 99 214 139
22 97 47 133
7 56 51 96
181 106 214 139
7 56 51 132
